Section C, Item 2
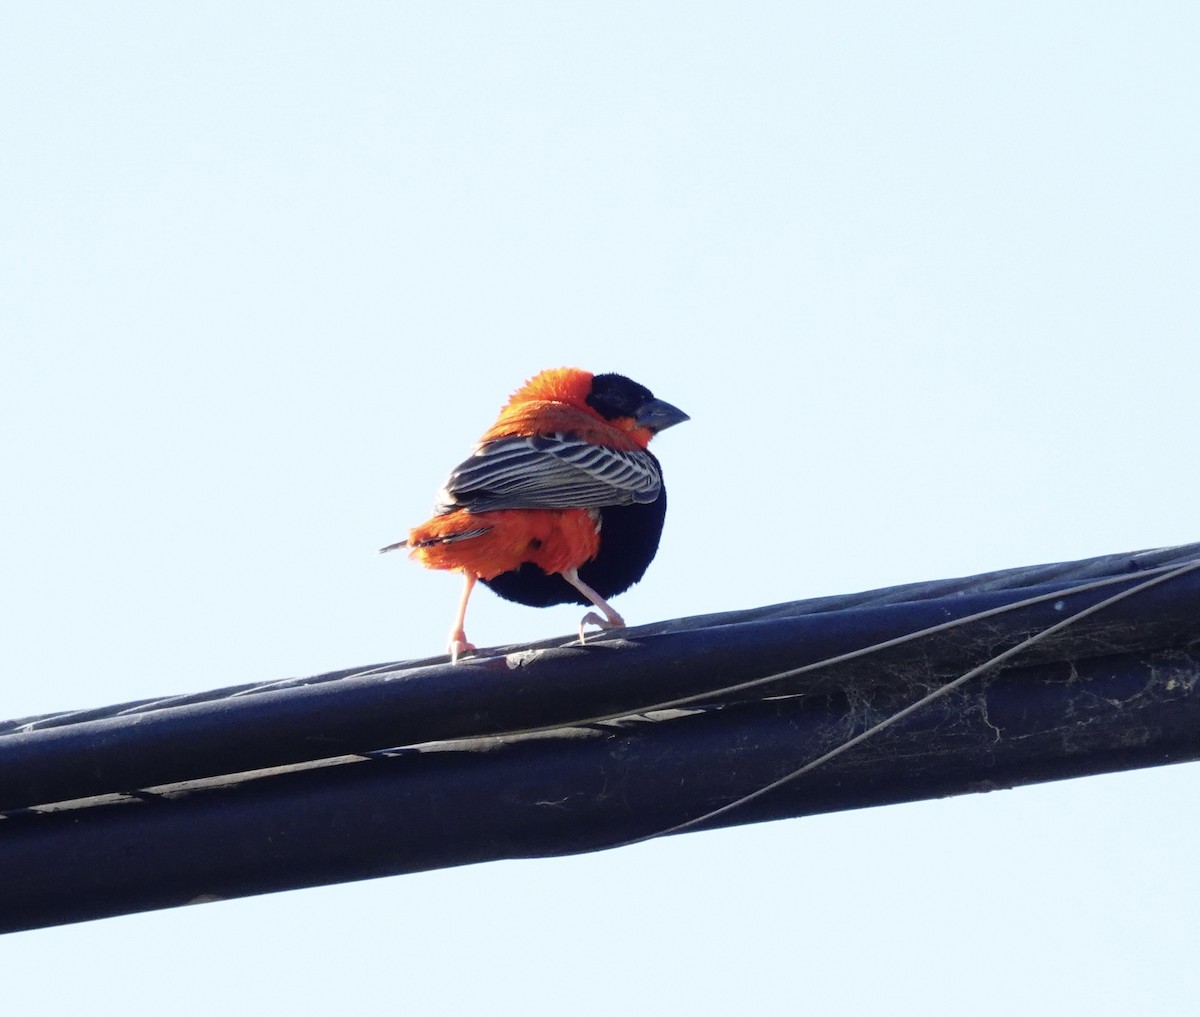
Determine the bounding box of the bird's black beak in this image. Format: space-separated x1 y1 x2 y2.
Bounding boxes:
636 398 690 433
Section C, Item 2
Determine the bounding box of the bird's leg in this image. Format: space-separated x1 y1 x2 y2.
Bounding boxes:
561 567 626 644
447 572 478 664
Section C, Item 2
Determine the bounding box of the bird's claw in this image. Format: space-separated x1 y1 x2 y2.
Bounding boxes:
448 633 476 664
577 609 626 644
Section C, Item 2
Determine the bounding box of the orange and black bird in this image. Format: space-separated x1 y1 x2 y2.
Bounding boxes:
380 367 689 661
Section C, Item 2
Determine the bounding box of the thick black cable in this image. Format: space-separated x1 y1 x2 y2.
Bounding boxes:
2 543 1199 932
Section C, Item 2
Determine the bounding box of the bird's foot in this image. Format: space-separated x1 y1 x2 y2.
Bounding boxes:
448 629 476 664
577 608 626 645
561 567 627 645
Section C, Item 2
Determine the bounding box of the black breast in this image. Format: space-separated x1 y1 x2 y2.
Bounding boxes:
481 478 668 609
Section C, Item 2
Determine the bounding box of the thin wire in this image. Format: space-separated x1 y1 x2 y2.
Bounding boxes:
414 558 1200 749
627 561 1197 718
611 556 1200 847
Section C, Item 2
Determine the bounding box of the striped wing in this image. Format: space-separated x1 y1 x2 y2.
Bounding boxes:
435 433 662 514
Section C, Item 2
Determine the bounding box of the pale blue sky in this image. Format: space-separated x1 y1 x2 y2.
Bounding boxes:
3 4 1199 1013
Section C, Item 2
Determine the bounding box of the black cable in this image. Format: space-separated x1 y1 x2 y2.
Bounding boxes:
2 543 1198 933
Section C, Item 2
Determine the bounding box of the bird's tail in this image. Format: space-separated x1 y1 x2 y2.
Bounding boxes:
379 525 492 555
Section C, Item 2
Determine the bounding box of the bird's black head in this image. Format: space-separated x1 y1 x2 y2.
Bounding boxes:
587 373 690 434
587 374 654 420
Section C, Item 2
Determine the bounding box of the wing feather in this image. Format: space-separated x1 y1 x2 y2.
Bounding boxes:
435 433 662 514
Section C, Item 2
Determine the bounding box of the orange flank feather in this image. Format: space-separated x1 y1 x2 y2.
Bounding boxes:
382 366 689 662
406 508 602 581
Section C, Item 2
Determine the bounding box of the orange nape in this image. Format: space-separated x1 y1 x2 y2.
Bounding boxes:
480 370 656 452
406 507 603 581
